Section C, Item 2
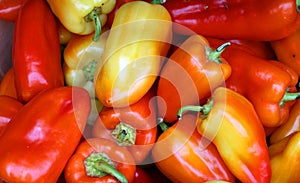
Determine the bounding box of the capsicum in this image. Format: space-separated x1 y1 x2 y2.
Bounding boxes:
47 0 116 41
64 137 136 183
178 87 271 183
0 95 23 136
0 0 23 22
157 34 231 123
208 40 299 128
0 86 91 182
268 131 300 182
94 0 172 107
0 67 17 99
163 0 300 41
152 113 235 182
13 0 64 103
92 86 157 164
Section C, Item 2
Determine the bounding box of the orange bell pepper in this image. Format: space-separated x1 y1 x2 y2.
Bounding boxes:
157 34 231 123
152 113 235 182
0 86 91 182
0 67 17 99
178 87 271 183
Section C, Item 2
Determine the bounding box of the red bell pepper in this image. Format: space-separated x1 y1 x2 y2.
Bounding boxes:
12 0 64 103
152 113 235 182
163 0 300 41
208 39 299 128
0 95 23 136
0 86 91 182
157 34 231 123
92 86 157 164
0 67 17 99
0 0 23 22
64 137 136 183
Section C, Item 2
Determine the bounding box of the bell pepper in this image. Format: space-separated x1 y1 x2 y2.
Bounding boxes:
268 131 300 182
58 22 73 45
152 113 235 182
94 0 172 107
47 0 116 41
0 95 23 136
0 86 91 182
269 99 300 144
0 0 23 22
271 27 300 76
64 137 136 183
0 67 17 99
133 167 152 183
13 0 64 103
92 86 157 164
157 34 231 123
178 87 271 183
163 0 300 41
213 43 299 128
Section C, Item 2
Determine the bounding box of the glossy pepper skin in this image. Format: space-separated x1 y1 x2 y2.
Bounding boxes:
157 34 231 123
92 86 157 164
0 0 23 22
208 41 299 128
178 87 271 183
0 86 91 183
163 0 300 41
152 113 235 182
94 1 172 107
0 67 17 99
64 138 136 183
269 99 300 144
0 95 23 136
271 27 300 76
268 132 300 182
13 0 64 103
47 0 116 41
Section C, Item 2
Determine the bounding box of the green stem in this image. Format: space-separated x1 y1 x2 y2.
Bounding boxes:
177 99 213 120
150 0 166 4
85 8 102 41
206 42 231 64
111 122 136 146
84 152 128 183
297 0 300 12
280 91 300 107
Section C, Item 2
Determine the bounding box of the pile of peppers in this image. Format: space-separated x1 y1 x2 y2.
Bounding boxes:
1 0 300 182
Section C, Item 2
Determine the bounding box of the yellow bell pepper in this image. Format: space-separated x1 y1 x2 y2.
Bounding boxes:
47 0 116 41
94 1 172 107
269 132 300 182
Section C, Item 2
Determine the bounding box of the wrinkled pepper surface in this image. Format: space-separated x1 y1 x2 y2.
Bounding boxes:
47 0 116 41
178 87 271 183
13 0 64 103
271 27 300 76
157 34 231 123
93 86 157 164
0 0 23 22
0 95 23 136
94 0 172 107
0 86 91 182
163 0 300 41
152 113 235 182
64 137 136 183
209 42 299 128
268 131 300 182
0 67 17 99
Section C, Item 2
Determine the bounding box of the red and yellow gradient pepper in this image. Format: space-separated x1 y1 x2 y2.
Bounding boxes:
178 87 271 183
157 34 231 123
268 131 300 182
13 0 64 103
64 138 136 183
0 86 91 182
94 0 172 107
152 113 235 182
47 0 116 41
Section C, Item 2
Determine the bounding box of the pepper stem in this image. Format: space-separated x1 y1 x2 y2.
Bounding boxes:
297 0 300 12
84 152 128 183
150 0 166 4
85 8 102 41
111 122 136 146
206 42 231 64
177 99 213 120
280 90 300 107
